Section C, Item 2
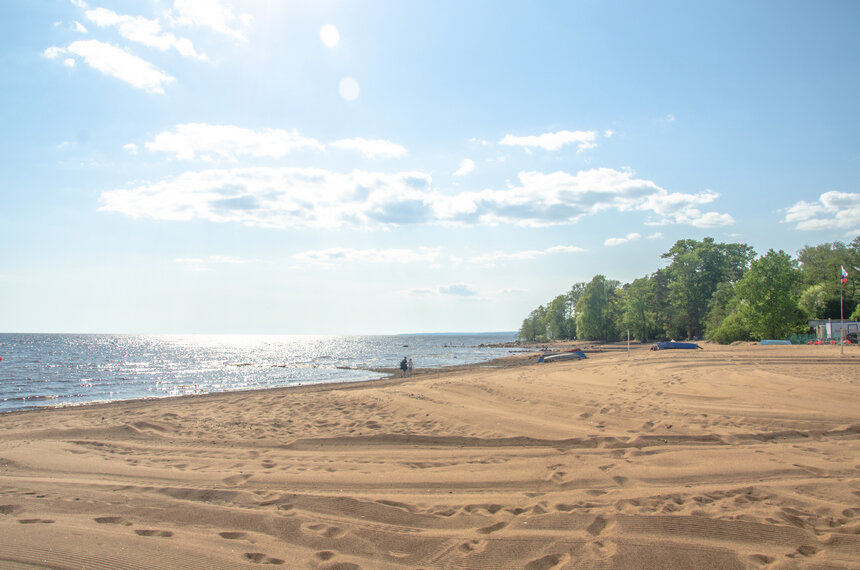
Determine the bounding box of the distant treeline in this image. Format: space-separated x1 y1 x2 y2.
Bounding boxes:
518 237 860 344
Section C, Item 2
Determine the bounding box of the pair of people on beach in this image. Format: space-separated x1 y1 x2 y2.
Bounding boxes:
399 356 413 377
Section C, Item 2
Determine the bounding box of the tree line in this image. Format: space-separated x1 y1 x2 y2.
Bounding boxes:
518 237 860 343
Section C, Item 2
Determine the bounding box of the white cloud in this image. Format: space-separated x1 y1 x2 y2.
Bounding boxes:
99 167 435 229
647 232 663 239
500 130 597 152
443 168 733 228
453 158 475 177
44 40 174 94
85 7 206 60
320 25 339 48
63 58 76 67
145 123 323 160
331 137 406 158
295 247 439 266
123 143 138 154
467 245 585 265
784 191 860 234
169 0 252 42
439 284 478 297
604 129 615 138
71 20 88 33
637 187 734 228
70 0 87 8
98 165 734 230
604 233 641 247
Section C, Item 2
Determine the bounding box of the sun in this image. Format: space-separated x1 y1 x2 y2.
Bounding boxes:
320 25 339 48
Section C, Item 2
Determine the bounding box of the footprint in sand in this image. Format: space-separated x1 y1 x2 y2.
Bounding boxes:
748 553 776 566
459 540 486 553
135 529 174 537
586 515 615 536
219 531 249 540
0 504 20 515
243 552 285 565
525 552 569 570
546 471 567 484
94 516 132 526
302 523 346 539
222 473 253 486
589 539 617 560
477 521 507 534
17 519 54 524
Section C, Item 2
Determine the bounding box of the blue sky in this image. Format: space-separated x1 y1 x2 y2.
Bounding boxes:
1 0 858 334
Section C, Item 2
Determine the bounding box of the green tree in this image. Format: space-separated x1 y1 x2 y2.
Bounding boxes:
518 305 547 341
704 281 737 339
575 275 620 341
649 268 678 340
661 238 755 339
734 249 805 340
709 310 752 344
798 283 831 319
545 294 575 339
620 276 656 341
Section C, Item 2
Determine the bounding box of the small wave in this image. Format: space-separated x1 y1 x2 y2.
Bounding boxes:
3 394 59 402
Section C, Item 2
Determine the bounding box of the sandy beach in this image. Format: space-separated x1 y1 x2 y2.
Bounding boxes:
0 343 858 569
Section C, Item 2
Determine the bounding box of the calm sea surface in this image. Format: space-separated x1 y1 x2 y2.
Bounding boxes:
0 333 519 413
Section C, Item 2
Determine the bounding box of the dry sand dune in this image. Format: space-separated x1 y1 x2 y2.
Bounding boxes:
1 343 858 569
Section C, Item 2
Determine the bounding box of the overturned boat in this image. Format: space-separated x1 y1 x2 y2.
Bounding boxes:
538 349 587 362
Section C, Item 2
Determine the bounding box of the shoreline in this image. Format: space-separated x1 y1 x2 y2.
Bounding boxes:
1 343 857 568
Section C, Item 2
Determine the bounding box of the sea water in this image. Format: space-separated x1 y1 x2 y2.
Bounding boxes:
0 333 518 412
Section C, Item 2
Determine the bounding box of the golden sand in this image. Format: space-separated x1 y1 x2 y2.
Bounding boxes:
1 343 858 569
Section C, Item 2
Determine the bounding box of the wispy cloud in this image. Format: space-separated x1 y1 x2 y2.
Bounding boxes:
294 247 440 266
453 158 475 177
604 232 641 246
99 165 734 230
500 130 597 152
330 137 407 158
438 284 478 297
784 191 860 235
168 0 252 42
144 124 323 160
85 6 206 60
43 39 174 94
466 245 584 265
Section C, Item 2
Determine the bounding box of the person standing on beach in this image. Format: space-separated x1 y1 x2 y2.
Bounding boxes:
407 357 414 376
400 357 408 377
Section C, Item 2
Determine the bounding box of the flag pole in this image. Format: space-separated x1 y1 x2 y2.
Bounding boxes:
840 269 844 356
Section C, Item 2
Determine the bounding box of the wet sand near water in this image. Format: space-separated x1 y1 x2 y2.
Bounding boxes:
0 342 858 568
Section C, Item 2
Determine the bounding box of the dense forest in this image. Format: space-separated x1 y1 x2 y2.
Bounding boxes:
518 237 860 343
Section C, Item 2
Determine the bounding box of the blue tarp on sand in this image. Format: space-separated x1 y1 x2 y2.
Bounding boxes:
651 341 702 350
